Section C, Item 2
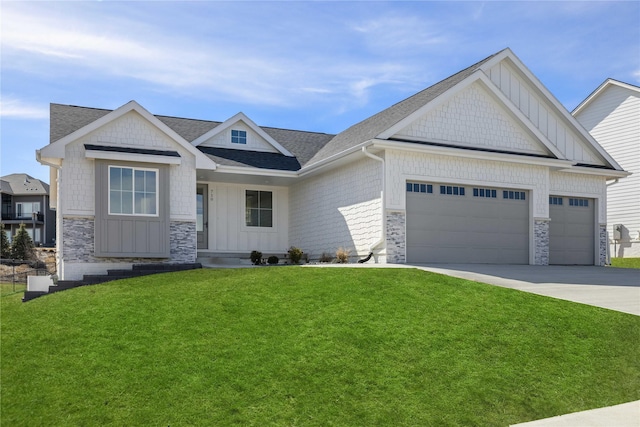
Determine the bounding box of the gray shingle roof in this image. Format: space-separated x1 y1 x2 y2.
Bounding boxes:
305 50 505 166
0 174 49 195
48 50 505 172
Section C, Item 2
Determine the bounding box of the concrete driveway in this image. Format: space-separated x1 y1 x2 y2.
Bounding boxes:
414 264 640 316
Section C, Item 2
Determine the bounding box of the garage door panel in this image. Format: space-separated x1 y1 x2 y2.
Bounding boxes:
406 182 529 264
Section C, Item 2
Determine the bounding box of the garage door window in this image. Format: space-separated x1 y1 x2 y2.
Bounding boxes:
406 182 433 193
473 188 497 198
569 198 589 207
503 190 526 200
440 185 465 196
549 196 563 205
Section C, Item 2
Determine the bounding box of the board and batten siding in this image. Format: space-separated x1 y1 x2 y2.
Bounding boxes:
289 157 383 260
574 83 640 254
487 61 605 166
203 182 289 253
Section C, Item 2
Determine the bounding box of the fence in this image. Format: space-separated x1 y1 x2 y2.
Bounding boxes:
0 258 57 293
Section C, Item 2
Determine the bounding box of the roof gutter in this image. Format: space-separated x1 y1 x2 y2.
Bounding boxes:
298 140 374 177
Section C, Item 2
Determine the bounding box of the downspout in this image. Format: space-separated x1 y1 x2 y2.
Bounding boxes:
36 150 62 280
361 146 385 262
605 178 620 265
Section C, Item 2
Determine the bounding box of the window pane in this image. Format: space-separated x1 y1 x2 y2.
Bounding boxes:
246 208 259 227
146 171 156 192
406 183 412 192
260 210 273 227
122 168 133 191
246 190 259 209
135 192 144 213
122 191 133 214
110 167 121 190
260 191 272 209
135 170 145 191
110 191 121 214
146 194 156 215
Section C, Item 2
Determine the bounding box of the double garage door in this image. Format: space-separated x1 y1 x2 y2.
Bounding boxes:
406 182 529 264
405 181 595 265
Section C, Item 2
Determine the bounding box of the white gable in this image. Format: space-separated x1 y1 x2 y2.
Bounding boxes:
192 112 293 157
393 81 549 156
483 57 607 166
197 119 280 153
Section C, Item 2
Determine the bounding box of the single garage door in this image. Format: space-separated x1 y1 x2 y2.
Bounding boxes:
549 196 594 265
406 182 529 264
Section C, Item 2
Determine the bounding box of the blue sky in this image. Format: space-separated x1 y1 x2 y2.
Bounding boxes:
1 1 639 183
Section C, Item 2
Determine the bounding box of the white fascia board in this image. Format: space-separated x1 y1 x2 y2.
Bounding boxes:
40 100 217 170
555 166 631 179
85 149 182 165
191 112 294 157
371 139 574 169
376 70 566 160
479 51 624 171
297 140 373 177
215 165 298 178
573 79 640 115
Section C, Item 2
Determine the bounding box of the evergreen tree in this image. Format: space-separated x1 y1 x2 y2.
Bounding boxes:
0 226 10 259
11 223 36 261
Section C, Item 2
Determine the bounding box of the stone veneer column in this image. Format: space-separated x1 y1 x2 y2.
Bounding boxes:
63 217 96 262
170 221 197 263
534 219 549 265
386 211 406 264
599 225 607 266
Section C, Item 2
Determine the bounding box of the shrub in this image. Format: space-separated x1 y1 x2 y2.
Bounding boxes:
11 224 36 261
319 252 333 263
267 255 279 265
336 247 351 264
250 250 263 266
1 226 10 259
288 246 303 264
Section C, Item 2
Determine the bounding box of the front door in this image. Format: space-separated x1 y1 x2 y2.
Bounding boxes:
196 184 208 249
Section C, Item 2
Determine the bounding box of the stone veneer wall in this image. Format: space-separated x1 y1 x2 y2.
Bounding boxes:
534 220 549 265
386 212 405 264
599 225 607 266
63 217 196 264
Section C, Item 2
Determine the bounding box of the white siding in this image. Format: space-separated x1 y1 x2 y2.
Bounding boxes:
198 120 279 153
487 61 605 166
575 84 640 245
289 157 382 259
395 82 547 155
204 182 289 253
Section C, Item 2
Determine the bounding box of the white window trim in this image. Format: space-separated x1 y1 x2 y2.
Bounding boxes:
108 165 160 217
242 188 277 231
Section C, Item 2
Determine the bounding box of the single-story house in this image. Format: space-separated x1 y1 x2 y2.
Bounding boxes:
37 48 628 280
573 79 640 258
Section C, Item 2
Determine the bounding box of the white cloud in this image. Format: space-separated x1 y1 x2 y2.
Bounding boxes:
0 98 48 119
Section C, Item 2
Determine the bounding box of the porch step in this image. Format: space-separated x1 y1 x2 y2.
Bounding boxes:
22 291 48 302
23 263 202 302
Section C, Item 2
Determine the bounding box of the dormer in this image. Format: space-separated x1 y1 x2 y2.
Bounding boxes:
192 112 293 157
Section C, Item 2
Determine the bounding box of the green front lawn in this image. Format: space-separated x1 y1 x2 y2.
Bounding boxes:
2 268 639 426
611 257 640 269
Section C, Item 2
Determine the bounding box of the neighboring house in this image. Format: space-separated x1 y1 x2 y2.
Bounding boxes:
37 48 628 280
573 79 640 258
1 173 57 247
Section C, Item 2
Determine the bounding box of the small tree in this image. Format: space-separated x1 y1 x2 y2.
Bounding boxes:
11 223 36 261
0 226 10 259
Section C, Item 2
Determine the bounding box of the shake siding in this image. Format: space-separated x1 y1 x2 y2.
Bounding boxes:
289 158 382 259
